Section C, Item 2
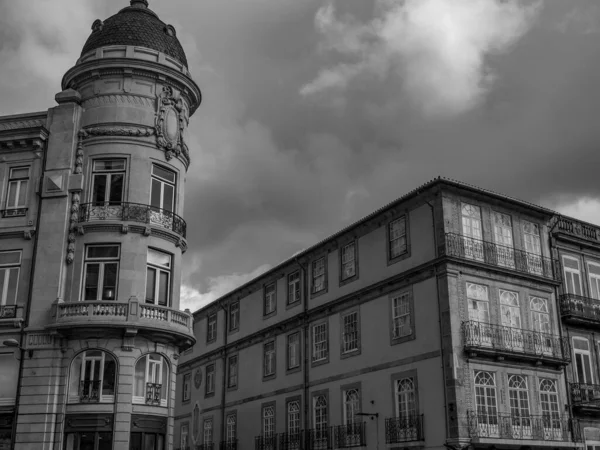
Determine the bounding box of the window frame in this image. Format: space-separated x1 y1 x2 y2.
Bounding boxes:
573 337 594 384
227 354 238 390
132 353 169 407
261 401 276 437
150 163 177 213
202 417 214 446
145 247 172 307
263 282 277 317
311 390 329 441
387 214 410 264
286 396 302 435
82 244 120 302
390 288 415 345
310 256 328 297
0 250 21 307
287 271 301 307
340 308 361 358
226 412 237 444
5 166 30 212
339 240 358 285
68 350 117 404
205 363 216 397
180 422 189 450
90 158 126 206
563 254 584 296
182 372 191 403
311 320 329 367
263 340 277 380
229 300 240 332
340 381 362 426
206 313 217 343
287 331 301 372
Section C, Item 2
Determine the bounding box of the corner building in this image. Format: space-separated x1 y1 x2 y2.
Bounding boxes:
175 178 590 450
0 1 200 449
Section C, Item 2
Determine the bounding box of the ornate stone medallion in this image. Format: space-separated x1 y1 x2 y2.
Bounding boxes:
155 85 190 162
194 368 202 389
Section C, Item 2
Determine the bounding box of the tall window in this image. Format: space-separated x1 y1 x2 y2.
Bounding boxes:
500 290 521 328
205 364 215 395
342 311 359 353
207 313 217 342
133 353 168 407
467 283 489 322
474 371 498 428
563 256 583 296
287 400 301 434
539 379 560 419
530 297 551 334
203 419 213 446
68 350 116 403
313 395 328 440
264 283 276 316
262 405 275 436
83 245 119 301
508 375 530 420
573 338 594 384
264 341 276 377
91 159 125 206
0 251 20 307
226 414 237 443
182 373 191 402
588 262 600 300
287 332 300 370
392 292 412 338
145 248 172 306
312 257 326 293
523 221 542 274
229 301 239 331
341 242 356 280
5 167 29 214
227 355 238 388
343 388 360 425
493 212 514 267
312 323 328 362
180 424 189 450
288 271 300 305
193 404 200 441
395 378 416 418
150 164 176 213
389 217 407 260
461 204 483 260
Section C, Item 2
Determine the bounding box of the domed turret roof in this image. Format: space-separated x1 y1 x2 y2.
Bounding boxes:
81 0 188 68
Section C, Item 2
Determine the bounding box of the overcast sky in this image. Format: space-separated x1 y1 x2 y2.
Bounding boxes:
1 0 600 311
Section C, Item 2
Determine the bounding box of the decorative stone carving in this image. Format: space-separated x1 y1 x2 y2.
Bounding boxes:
23 230 33 240
194 368 202 389
155 85 189 162
144 226 151 236
91 19 103 32
82 126 155 138
66 192 80 264
121 225 129 234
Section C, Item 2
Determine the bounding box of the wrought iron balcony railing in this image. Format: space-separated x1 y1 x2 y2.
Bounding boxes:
570 382 600 408
1 208 27 218
255 435 278 450
385 415 424 444
559 294 600 325
443 233 559 280
462 321 570 364
196 445 214 450
0 305 17 319
278 431 303 450
305 428 332 450
79 202 186 239
332 423 366 448
79 379 101 402
145 382 162 406
467 411 581 442
219 441 238 450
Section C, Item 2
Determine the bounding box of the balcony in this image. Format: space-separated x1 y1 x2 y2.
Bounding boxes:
145 382 162 406
278 432 303 450
79 202 186 239
305 428 332 450
332 423 366 448
560 294 600 327
79 380 100 403
255 435 278 450
47 297 195 348
570 383 600 414
385 415 424 444
443 233 560 281
467 412 581 443
219 442 238 450
462 321 570 367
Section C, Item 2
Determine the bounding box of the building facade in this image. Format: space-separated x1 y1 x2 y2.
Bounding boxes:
175 178 590 450
0 1 200 449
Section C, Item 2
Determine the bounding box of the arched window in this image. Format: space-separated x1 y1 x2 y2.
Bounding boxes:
314 395 328 442
474 371 498 426
133 353 168 407
68 350 116 403
343 389 360 425
395 378 416 418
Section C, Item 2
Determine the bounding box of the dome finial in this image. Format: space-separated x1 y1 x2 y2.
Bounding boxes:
130 0 149 8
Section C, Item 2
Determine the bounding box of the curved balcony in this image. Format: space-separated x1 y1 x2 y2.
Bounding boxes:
47 298 195 348
79 202 186 239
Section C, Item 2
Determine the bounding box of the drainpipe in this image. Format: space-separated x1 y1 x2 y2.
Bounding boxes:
425 198 450 442
294 257 310 436
218 301 229 444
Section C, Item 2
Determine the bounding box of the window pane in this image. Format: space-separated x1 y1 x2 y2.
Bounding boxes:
102 358 116 395
94 160 125 171
163 184 174 212
158 271 169 306
148 249 171 268
87 246 119 259
10 167 29 178
146 268 156 303
6 182 17 208
151 179 162 209
134 357 146 397
109 174 123 204
153 165 176 183
85 264 100 300
102 263 117 300
17 180 27 206
93 174 107 204
3 268 19 305
0 251 21 266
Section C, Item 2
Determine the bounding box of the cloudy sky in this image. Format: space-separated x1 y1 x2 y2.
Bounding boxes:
1 0 600 311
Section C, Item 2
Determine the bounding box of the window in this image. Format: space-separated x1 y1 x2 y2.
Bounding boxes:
229 301 239 331
133 353 168 407
205 364 215 396
288 271 300 305
207 313 217 343
68 350 116 403
563 256 583 296
313 394 328 443
226 414 237 443
392 292 412 339
287 400 301 434
312 257 326 294
396 378 416 418
493 212 514 267
180 424 189 450
500 290 521 328
341 242 356 281
530 297 551 334
287 332 300 370
588 262 600 300
203 419 213 446
227 355 238 388
262 405 275 436
508 375 530 429
193 404 200 442
145 248 172 306
467 283 489 322
264 283 276 316
523 221 543 274
5 167 29 213
264 341 276 378
574 338 594 384
150 164 176 213
83 245 119 301
182 373 191 402
312 322 328 363
342 311 359 354
461 204 483 260
91 159 125 206
389 217 407 259
474 371 498 431
343 388 360 425
0 251 20 307
539 379 560 420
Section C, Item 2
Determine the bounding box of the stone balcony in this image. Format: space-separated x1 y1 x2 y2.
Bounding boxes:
555 216 600 246
47 297 195 349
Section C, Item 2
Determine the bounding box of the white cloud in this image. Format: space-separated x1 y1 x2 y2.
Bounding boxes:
556 198 600 226
301 0 541 117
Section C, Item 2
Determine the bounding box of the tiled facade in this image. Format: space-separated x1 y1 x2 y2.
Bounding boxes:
175 180 596 450
0 1 200 449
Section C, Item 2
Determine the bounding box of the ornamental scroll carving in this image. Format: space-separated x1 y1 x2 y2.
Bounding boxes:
155 85 190 163
66 131 86 264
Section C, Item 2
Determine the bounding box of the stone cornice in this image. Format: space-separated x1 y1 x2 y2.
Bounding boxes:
0 111 47 131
